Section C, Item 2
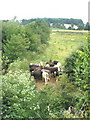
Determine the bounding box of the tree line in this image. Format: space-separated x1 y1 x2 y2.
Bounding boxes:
3 18 90 30
21 18 83 25
20 18 90 30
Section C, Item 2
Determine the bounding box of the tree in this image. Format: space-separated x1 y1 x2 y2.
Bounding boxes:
2 20 22 45
84 22 90 30
77 25 84 30
3 34 30 62
25 20 50 51
2 20 26 73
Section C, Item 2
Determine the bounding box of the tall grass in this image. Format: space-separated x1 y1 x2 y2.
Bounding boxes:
41 30 88 65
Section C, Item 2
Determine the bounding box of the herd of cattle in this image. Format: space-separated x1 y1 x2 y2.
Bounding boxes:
29 60 64 85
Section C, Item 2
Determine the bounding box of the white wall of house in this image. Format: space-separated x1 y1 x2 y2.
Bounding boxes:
64 24 71 29
73 25 78 29
64 24 78 29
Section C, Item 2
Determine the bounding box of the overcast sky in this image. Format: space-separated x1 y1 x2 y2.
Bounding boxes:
0 0 89 24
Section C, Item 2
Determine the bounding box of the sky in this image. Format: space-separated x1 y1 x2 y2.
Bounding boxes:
0 0 89 24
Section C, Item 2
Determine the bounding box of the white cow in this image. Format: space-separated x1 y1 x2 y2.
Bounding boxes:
54 62 61 71
42 70 50 85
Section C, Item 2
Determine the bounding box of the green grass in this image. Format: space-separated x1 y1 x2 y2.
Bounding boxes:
39 30 88 65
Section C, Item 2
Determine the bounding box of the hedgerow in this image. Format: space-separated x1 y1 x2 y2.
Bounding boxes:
65 45 90 118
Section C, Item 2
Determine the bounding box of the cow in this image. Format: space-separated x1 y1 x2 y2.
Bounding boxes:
39 61 44 67
45 60 61 71
31 70 42 82
29 63 50 85
43 66 61 79
29 64 39 72
44 67 58 74
53 61 61 71
42 70 50 85
31 69 50 85
45 60 54 67
29 63 43 73
29 60 62 84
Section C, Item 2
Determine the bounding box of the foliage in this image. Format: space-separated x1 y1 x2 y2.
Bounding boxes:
25 20 50 51
2 20 50 73
65 46 89 84
21 18 84 26
52 23 66 29
78 25 84 30
2 69 82 119
8 58 30 72
2 20 22 45
84 22 90 30
2 70 41 119
4 34 30 62
65 45 90 118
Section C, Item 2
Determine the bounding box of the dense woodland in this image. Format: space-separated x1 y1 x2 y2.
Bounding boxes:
1 19 90 119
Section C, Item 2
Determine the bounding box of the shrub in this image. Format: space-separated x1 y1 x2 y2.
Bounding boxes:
64 46 90 118
8 58 30 72
2 70 41 119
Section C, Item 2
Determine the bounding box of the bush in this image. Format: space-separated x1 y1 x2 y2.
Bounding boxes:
2 70 40 119
2 70 64 119
8 58 30 72
64 46 90 118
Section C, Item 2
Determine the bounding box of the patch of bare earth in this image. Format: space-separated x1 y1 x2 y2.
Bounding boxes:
35 76 60 89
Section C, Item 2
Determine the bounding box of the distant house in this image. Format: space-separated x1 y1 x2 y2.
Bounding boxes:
50 23 53 27
64 24 71 29
64 24 78 29
73 25 78 29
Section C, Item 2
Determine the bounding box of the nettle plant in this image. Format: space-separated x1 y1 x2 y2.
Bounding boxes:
2 70 41 119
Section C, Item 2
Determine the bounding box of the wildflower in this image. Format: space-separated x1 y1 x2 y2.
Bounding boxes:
83 84 88 89
87 110 90 113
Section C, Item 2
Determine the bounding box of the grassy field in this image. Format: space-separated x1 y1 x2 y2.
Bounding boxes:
39 29 88 65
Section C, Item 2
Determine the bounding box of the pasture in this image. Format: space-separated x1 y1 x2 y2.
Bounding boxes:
39 29 88 65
